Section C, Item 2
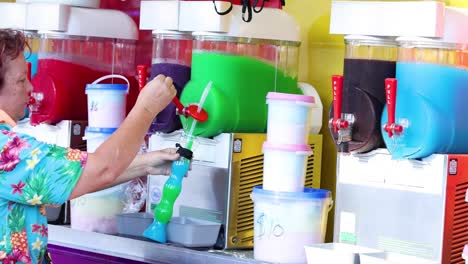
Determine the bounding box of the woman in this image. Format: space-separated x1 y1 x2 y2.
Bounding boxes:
0 29 179 264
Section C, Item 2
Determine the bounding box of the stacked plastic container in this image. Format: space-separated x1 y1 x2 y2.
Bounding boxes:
251 92 333 264
70 75 129 235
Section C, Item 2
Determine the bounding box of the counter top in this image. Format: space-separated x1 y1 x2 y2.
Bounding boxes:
48 225 267 264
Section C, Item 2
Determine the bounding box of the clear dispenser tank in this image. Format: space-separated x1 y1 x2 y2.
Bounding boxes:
180 33 302 138
329 35 397 153
381 38 468 159
148 30 193 134
30 34 137 125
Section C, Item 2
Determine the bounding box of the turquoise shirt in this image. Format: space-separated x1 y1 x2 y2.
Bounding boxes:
0 124 86 263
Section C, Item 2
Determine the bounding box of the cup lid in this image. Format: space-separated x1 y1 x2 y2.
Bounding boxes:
85 127 118 134
86 84 128 91
267 92 315 103
252 186 332 199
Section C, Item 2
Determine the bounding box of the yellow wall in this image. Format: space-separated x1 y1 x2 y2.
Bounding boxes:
284 0 343 242
449 0 468 7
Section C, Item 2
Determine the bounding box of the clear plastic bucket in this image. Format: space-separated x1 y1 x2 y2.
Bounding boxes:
251 186 333 264
70 185 125 235
86 75 129 128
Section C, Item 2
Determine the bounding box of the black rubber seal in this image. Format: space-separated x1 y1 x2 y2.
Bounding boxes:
176 143 193 160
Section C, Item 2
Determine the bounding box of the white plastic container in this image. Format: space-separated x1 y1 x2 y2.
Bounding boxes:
71 126 125 235
266 92 314 145
83 127 117 153
360 252 440 264
251 186 333 264
16 0 101 8
262 141 312 192
70 185 125 234
304 243 382 264
86 75 129 128
463 245 468 264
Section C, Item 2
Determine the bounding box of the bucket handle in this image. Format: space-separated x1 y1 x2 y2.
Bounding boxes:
328 199 334 212
92 74 130 93
298 82 322 107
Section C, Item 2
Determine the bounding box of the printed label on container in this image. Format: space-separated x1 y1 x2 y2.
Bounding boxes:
339 211 356 244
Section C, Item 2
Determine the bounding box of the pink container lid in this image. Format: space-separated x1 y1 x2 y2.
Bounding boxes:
263 141 312 154
266 92 315 103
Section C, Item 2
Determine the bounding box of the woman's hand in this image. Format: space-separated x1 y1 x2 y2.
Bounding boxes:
143 148 180 175
95 148 189 190
136 75 177 117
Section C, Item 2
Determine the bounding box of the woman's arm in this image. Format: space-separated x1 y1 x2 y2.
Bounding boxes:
69 75 176 199
104 148 180 188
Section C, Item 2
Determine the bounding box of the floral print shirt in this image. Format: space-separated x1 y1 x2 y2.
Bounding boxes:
0 124 87 264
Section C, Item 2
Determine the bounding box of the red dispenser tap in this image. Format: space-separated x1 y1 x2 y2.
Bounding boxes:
331 75 349 133
383 78 403 138
137 65 148 92
27 62 31 82
27 93 35 107
136 65 208 122
26 63 35 107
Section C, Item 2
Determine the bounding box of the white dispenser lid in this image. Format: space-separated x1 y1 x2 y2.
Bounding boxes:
179 2 300 42
0 3 27 29
140 0 300 42
330 1 468 45
27 4 138 40
16 0 100 8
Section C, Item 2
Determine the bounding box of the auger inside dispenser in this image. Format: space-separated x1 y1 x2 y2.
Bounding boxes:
329 35 397 153
381 37 468 159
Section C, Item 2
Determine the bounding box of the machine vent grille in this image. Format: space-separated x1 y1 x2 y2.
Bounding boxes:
237 155 263 234
450 182 468 264
305 144 316 187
